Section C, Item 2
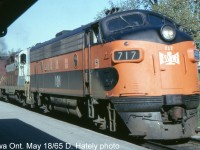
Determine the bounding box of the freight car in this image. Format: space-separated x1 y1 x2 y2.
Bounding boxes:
0 9 199 140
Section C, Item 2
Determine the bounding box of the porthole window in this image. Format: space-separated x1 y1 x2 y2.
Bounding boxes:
74 54 78 68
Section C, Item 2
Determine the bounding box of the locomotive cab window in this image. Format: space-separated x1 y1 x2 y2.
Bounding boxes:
91 24 102 45
92 30 98 44
20 54 26 64
107 14 143 32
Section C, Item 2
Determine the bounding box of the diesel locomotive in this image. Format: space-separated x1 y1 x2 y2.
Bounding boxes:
0 9 199 140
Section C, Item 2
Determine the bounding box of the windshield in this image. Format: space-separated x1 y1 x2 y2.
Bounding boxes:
107 14 143 32
148 14 174 26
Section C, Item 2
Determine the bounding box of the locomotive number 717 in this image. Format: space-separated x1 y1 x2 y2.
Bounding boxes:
114 50 140 60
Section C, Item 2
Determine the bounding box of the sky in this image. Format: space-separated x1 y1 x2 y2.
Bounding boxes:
2 0 113 53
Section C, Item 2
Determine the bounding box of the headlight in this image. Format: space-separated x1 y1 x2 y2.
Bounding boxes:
160 25 176 41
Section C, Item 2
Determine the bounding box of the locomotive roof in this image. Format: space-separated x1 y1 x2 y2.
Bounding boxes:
103 9 168 19
30 9 174 52
30 19 98 51
101 9 176 28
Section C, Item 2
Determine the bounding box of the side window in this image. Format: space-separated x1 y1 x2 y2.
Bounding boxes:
85 24 102 47
91 24 101 45
20 54 26 64
92 30 98 44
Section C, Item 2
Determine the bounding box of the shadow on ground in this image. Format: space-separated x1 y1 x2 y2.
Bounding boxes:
0 119 79 149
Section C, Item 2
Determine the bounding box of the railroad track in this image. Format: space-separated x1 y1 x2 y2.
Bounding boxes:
2 98 200 150
140 138 200 150
141 141 176 150
170 138 200 150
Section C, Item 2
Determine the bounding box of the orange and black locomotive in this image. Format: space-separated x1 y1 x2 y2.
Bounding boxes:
0 9 199 140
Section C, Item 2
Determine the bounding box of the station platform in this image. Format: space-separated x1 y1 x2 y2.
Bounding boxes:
192 132 200 140
0 101 147 150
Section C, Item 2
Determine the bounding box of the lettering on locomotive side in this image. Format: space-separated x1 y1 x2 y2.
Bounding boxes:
55 75 61 87
159 52 180 65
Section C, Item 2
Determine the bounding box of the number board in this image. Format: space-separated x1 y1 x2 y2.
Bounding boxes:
114 50 140 61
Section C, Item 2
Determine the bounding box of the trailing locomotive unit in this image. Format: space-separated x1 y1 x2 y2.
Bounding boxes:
2 9 199 140
0 49 30 104
0 56 7 98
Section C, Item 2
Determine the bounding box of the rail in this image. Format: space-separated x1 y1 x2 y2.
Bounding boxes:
141 141 176 150
141 138 200 150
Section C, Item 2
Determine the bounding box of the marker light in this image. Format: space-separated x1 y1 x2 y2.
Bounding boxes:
194 50 200 62
160 25 176 41
187 49 200 62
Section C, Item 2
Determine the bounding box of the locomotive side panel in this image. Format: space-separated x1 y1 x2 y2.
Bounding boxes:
4 55 19 93
85 43 117 98
30 51 84 96
30 32 85 97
